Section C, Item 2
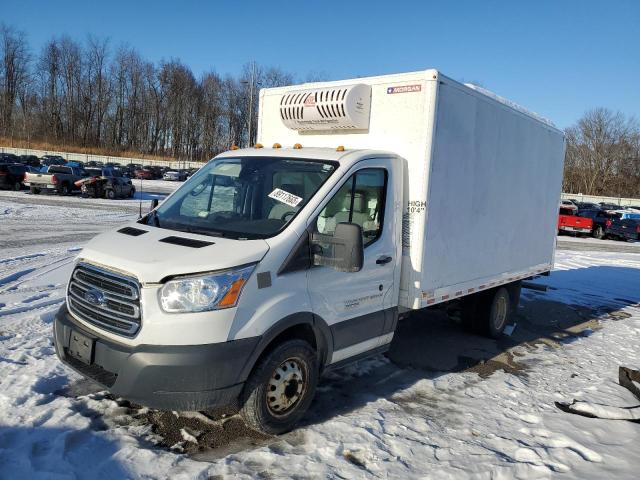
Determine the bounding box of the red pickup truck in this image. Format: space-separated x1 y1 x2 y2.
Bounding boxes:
558 206 593 236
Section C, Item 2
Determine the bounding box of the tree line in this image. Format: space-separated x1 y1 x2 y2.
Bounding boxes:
563 108 640 199
1 25 639 197
0 24 297 162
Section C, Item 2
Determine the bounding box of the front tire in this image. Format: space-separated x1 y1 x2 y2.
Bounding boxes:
13 181 22 191
240 339 318 435
106 189 116 200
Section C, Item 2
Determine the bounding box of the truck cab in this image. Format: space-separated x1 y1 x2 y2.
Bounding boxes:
54 69 565 434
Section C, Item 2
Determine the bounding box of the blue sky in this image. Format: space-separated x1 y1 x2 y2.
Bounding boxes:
1 0 638 128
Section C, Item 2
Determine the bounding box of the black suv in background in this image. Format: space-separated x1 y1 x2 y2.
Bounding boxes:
605 216 640 242
577 209 619 239
0 163 28 191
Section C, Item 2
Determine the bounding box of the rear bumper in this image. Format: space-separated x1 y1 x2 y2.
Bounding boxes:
53 303 260 411
559 226 591 234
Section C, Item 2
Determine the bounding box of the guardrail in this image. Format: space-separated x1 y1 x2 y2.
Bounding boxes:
0 145 206 169
561 192 640 207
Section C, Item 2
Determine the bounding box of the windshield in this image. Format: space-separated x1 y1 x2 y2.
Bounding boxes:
144 156 337 239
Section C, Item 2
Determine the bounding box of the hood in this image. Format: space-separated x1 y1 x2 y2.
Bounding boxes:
78 223 270 283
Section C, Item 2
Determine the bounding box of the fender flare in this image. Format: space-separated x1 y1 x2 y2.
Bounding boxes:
237 312 333 383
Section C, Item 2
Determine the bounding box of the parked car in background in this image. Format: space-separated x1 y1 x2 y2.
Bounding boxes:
615 210 640 220
577 208 619 239
558 205 593 236
162 170 187 181
0 163 28 191
560 199 576 209
76 171 135 199
134 167 157 180
599 202 620 210
40 155 67 166
24 165 87 195
0 153 20 164
19 155 41 167
574 201 600 210
605 217 640 242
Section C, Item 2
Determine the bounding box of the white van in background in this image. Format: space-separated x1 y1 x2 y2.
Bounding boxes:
54 69 565 434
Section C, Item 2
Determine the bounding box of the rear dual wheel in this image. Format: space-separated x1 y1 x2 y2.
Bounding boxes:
240 339 318 435
461 285 517 339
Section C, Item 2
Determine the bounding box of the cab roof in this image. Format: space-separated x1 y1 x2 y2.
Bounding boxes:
215 146 397 167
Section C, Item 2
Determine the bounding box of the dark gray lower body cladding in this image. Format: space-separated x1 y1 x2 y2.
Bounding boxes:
53 304 260 411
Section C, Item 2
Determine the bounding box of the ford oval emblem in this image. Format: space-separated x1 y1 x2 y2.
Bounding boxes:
84 288 106 306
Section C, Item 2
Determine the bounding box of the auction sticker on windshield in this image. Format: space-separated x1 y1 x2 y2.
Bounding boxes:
268 188 302 207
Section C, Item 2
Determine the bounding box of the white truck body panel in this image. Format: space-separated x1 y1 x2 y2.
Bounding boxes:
258 70 565 310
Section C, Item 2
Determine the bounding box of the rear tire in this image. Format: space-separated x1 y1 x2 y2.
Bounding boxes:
240 339 318 435
461 286 513 339
60 183 70 195
106 189 116 200
13 181 22 191
129 187 135 198
30 186 40 195
594 225 605 239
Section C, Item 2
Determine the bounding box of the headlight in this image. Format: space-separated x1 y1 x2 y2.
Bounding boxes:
159 265 255 313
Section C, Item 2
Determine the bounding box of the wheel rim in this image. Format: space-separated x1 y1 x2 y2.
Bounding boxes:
266 357 307 417
494 294 508 330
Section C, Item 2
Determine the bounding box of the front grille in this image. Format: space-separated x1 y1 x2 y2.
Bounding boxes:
68 263 141 337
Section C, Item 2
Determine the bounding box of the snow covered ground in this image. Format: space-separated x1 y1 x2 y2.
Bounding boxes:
1 190 639 479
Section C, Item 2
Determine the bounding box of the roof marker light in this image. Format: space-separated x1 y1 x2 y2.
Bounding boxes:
254 143 263 149
273 143 281 149
336 145 345 152
230 145 239 150
293 143 302 149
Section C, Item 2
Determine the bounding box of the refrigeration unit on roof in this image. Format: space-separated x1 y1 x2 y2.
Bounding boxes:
279 83 371 132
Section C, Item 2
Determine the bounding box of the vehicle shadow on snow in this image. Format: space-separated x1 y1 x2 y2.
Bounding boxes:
0 425 131 478
302 265 640 428
58 265 640 461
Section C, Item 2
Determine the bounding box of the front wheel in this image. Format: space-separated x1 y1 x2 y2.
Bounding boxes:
240 339 318 435
13 181 22 191
105 189 116 200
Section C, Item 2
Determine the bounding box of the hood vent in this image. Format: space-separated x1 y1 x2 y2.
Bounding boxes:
159 236 214 248
118 227 148 236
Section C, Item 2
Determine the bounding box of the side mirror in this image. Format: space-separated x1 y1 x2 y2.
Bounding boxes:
151 198 159 210
312 222 364 272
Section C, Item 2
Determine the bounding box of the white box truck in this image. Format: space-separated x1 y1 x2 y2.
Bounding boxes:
54 69 565 434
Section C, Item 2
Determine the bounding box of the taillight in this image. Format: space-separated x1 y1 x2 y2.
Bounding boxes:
0 172 6 177
605 219 612 228
51 174 58 185
636 225 640 234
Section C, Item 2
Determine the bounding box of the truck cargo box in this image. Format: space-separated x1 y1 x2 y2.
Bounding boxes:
258 70 565 310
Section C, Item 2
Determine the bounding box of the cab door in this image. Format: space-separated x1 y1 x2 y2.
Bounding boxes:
306 157 400 364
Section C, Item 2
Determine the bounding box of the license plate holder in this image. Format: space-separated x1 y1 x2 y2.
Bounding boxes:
68 330 94 365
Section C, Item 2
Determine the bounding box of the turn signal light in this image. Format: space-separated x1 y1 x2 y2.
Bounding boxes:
293 143 302 149
218 278 247 308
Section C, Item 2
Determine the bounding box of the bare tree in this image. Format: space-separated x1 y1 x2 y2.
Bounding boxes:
564 108 640 197
0 24 31 137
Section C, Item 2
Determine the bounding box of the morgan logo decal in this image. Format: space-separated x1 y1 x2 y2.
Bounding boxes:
387 84 422 94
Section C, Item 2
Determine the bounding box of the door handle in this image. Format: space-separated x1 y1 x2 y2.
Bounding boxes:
376 255 392 265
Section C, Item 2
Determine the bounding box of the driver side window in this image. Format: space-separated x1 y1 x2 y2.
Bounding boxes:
316 168 386 247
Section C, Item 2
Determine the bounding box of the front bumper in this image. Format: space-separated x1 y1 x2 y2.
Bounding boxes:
53 303 260 411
